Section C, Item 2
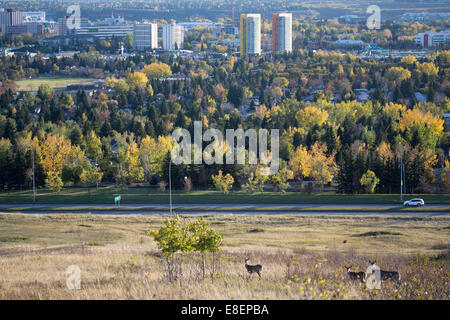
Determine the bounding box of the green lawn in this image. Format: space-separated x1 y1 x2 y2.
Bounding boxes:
16 76 98 91
1 186 450 205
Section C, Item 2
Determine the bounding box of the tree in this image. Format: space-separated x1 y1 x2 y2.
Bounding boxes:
187 217 223 279
127 72 148 88
360 170 380 193
242 167 269 193
139 135 172 182
308 142 337 190
80 165 103 193
123 142 144 185
385 67 411 84
147 215 223 282
212 170 234 194
37 83 54 102
296 106 328 128
418 62 439 79
39 135 72 192
289 145 312 184
142 62 172 79
399 108 444 150
271 167 294 192
147 215 190 282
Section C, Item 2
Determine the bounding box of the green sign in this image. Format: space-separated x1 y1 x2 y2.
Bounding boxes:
114 196 121 202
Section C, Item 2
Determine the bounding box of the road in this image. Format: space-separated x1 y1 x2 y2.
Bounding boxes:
0 203 449 216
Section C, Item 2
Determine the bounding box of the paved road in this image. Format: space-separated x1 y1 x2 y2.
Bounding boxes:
0 203 449 216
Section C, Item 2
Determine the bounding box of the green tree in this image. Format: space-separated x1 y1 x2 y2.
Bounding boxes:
271 167 294 192
80 165 103 193
188 217 223 279
360 170 380 194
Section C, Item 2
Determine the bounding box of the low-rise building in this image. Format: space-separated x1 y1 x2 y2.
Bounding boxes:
414 30 450 48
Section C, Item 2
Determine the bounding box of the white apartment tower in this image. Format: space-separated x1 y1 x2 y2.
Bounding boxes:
162 24 184 51
133 23 158 51
240 14 261 56
272 13 292 53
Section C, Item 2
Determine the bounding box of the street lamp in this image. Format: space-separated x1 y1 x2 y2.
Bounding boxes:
169 156 173 215
29 146 36 203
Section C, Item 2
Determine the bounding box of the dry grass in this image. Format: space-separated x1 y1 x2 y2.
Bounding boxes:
0 213 448 300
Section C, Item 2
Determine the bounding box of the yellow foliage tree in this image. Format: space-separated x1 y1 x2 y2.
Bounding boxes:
139 135 173 181
142 62 172 79
39 135 72 191
385 67 411 83
289 145 312 181
126 71 148 88
418 62 439 78
296 106 329 128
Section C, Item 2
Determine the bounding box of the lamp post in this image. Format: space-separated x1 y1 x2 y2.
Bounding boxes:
29 146 36 203
169 156 173 215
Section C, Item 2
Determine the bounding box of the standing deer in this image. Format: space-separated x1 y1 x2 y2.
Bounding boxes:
245 258 262 279
368 260 401 284
344 266 366 283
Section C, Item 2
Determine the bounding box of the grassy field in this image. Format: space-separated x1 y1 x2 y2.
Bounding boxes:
2 187 450 205
15 77 98 91
0 213 448 299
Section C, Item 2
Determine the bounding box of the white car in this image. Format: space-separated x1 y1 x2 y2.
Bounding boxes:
403 198 425 207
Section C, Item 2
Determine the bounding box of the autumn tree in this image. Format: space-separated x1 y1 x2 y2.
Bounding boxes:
212 170 234 194
123 142 144 184
385 67 411 85
271 167 294 192
126 71 148 88
308 142 337 190
289 145 312 185
40 135 72 191
139 135 172 182
142 62 172 79
80 165 103 193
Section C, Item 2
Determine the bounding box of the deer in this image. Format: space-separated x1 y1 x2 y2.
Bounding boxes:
367 260 401 284
344 266 366 283
244 258 262 279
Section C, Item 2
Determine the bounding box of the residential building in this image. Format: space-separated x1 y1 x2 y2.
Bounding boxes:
133 23 158 51
272 13 292 53
240 14 261 56
162 23 184 51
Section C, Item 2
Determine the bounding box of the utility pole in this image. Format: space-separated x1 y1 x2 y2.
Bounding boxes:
400 159 403 202
403 162 406 196
31 146 36 203
169 156 173 215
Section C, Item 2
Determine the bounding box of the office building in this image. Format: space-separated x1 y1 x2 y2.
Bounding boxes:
57 16 69 36
22 11 46 23
74 15 133 39
240 14 261 56
133 23 158 51
272 13 292 53
162 24 184 51
0 9 23 33
414 30 450 48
